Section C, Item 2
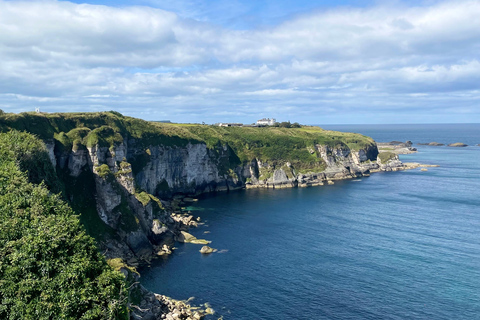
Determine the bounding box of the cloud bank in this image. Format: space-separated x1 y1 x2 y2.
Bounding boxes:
1 0 479 123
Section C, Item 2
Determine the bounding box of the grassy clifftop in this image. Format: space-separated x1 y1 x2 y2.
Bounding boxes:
0 112 375 172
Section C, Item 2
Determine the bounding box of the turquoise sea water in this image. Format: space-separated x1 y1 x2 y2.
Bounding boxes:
140 124 480 319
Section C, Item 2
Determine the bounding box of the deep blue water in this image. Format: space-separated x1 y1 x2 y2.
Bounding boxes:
140 124 480 319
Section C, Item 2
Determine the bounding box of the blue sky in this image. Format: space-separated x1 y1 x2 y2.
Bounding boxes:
1 0 479 124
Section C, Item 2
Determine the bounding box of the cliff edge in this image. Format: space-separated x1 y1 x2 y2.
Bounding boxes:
0 111 411 265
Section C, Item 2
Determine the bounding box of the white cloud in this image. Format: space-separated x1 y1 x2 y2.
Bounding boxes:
0 0 479 123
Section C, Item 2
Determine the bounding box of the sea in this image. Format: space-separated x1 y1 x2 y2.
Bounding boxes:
139 123 480 320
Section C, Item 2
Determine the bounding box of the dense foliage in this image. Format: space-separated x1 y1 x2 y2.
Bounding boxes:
0 131 128 319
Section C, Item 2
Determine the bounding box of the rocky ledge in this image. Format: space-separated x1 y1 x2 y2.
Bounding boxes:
377 141 417 154
130 283 210 320
418 142 469 147
447 142 468 147
418 142 445 146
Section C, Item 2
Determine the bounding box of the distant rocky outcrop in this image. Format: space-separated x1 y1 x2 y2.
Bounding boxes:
377 141 417 155
448 142 468 147
417 142 445 146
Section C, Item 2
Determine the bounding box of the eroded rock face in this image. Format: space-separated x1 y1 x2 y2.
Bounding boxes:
94 177 122 228
68 149 89 177
134 143 244 196
49 134 401 263
44 139 57 168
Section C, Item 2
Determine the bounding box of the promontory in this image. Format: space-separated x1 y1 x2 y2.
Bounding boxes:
0 111 419 319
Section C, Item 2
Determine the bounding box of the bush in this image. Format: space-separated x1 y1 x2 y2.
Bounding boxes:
0 131 128 319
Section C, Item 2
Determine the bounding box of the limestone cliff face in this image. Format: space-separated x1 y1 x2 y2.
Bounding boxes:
45 136 405 262
246 143 382 189
134 143 243 197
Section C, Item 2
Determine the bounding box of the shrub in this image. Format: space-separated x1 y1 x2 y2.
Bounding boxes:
0 131 128 319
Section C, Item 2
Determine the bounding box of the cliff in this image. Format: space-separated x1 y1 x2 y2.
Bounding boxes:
0 111 409 265
0 111 417 319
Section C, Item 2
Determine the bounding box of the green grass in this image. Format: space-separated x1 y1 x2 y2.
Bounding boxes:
0 112 377 175
96 164 112 179
378 152 396 163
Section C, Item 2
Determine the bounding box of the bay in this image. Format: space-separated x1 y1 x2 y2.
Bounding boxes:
139 124 480 319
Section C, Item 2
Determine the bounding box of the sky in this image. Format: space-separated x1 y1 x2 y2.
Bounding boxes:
1 0 479 124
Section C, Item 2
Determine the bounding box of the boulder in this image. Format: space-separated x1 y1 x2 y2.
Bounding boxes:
177 231 211 245
199 246 215 254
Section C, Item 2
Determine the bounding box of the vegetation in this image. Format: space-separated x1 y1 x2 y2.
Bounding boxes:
378 151 396 163
97 164 113 179
0 112 378 318
154 124 374 173
272 121 301 128
0 131 128 319
0 111 375 174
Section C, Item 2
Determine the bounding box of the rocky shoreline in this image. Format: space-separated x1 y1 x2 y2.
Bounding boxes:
417 141 471 147
97 139 439 320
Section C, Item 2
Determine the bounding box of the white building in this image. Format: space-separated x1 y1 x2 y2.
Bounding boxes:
256 118 276 126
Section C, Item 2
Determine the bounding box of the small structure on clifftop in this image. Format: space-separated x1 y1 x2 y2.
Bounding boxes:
216 123 243 127
256 118 276 126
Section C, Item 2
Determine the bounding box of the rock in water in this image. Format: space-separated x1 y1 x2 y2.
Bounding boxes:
447 142 468 147
417 142 444 146
200 246 215 254
177 231 211 245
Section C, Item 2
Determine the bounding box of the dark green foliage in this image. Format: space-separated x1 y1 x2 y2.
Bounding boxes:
97 164 113 179
3 131 64 195
0 112 197 153
115 199 139 233
0 131 128 319
273 121 301 128
58 167 118 242
85 126 124 149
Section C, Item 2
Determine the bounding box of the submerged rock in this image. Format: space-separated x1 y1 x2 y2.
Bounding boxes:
447 142 468 147
417 142 444 146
